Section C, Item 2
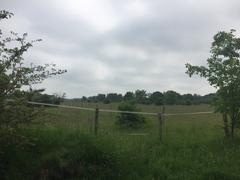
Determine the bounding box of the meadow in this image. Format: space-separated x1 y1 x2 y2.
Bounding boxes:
1 103 240 179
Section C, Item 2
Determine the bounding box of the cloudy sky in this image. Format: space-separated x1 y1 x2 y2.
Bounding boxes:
1 0 240 98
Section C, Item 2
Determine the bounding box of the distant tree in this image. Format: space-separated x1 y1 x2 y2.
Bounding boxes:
31 91 49 103
87 96 97 103
81 96 87 102
203 93 216 103
135 89 148 104
52 92 66 104
191 94 201 105
123 91 135 101
182 94 193 105
164 91 181 105
106 93 123 102
150 91 164 105
186 29 240 138
80 91 215 105
96 94 106 102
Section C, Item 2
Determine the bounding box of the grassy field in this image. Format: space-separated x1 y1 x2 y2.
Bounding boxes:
1 103 240 179
42 103 223 141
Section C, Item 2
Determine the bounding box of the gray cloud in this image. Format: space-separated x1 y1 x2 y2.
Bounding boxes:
1 0 240 98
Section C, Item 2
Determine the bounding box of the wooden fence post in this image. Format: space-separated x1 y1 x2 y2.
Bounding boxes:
162 105 166 138
158 112 163 142
94 106 99 136
158 105 166 142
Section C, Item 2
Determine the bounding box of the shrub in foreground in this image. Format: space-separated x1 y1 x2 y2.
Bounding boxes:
0 128 121 180
38 135 120 179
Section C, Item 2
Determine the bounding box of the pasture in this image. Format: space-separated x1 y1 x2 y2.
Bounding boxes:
2 103 240 179
41 103 222 141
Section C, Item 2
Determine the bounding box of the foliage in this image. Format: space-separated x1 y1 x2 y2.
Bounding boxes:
38 135 120 179
123 91 135 101
149 91 164 105
96 93 106 102
106 93 123 103
0 128 121 179
0 10 66 147
116 101 145 128
31 91 66 105
164 90 181 105
78 89 215 105
179 94 192 105
186 29 240 138
135 89 149 104
1 114 240 179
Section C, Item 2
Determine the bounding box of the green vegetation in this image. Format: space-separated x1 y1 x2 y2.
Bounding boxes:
75 90 215 105
0 10 66 151
1 103 240 179
1 9 240 180
186 29 240 138
31 91 66 105
117 101 145 128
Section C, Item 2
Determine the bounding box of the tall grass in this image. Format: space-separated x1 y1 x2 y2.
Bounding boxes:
1 103 240 179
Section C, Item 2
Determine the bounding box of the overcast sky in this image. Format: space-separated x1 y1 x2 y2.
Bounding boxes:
1 0 240 98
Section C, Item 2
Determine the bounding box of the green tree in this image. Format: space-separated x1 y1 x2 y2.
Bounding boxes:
164 90 180 105
96 94 106 102
186 29 240 138
182 94 193 105
135 89 148 104
81 96 87 102
150 91 164 105
0 10 66 145
124 91 135 101
106 93 123 102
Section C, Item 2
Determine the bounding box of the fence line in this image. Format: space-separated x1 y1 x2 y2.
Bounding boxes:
28 101 214 117
164 111 214 116
99 109 157 116
28 101 217 141
28 101 95 111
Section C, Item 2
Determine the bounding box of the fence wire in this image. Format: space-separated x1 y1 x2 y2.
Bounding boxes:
28 101 219 139
28 101 214 117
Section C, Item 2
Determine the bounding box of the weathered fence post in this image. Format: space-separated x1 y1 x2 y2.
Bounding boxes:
158 105 166 142
94 106 99 136
162 105 166 138
158 112 163 142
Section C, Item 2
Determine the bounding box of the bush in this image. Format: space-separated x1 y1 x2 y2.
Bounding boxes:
116 101 145 128
0 128 121 179
38 135 120 179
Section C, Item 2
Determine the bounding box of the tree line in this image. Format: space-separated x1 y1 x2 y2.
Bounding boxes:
69 90 216 105
29 90 66 105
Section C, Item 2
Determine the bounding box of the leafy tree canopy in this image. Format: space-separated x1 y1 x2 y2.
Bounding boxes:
0 10 66 146
186 29 240 138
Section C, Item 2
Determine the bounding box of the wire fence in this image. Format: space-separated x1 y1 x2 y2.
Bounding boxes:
28 101 217 141
28 101 214 116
